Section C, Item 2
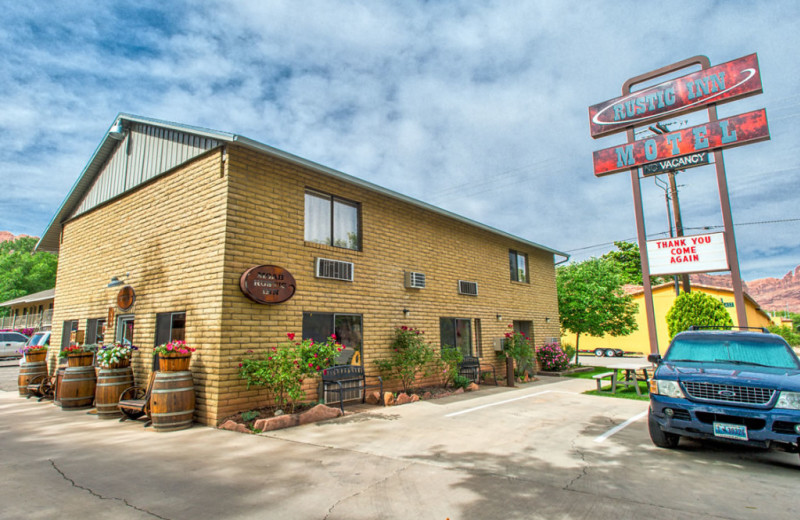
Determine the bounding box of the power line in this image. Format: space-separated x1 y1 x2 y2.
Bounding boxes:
564 217 800 254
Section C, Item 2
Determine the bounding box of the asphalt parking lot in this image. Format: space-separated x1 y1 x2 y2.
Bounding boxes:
1 361 798 519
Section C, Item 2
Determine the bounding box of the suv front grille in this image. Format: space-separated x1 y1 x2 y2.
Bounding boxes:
682 381 774 405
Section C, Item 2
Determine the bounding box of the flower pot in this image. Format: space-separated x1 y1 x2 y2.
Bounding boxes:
24 351 47 363
158 354 191 372
99 359 130 370
67 353 94 367
18 361 47 397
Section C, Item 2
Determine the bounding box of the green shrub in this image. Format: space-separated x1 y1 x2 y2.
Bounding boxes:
434 346 463 387
376 326 435 393
666 292 733 338
768 325 800 347
499 326 534 375
239 333 342 413
536 342 570 372
452 374 471 389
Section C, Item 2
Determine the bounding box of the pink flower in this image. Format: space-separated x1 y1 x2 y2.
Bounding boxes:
272 347 277 352
314 353 318 358
238 363 243 368
308 362 313 368
330 334 337 340
287 333 295 340
166 345 173 351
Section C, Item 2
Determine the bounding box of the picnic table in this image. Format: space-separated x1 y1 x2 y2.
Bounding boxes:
593 364 651 396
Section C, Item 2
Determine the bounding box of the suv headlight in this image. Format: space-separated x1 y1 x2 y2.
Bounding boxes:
776 391 800 410
650 379 685 399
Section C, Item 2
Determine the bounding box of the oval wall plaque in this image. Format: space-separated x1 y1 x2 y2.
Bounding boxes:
117 285 136 310
239 265 297 304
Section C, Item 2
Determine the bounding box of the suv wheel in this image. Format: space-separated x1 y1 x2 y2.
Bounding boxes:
648 411 680 448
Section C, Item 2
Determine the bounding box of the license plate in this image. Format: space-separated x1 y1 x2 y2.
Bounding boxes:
713 422 748 441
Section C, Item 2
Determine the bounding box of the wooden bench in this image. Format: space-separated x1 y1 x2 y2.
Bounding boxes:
319 365 383 413
592 371 616 392
118 372 156 426
458 356 497 385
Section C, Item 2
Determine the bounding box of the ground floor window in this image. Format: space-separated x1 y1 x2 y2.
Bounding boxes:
155 311 186 345
116 315 135 345
440 318 472 358
302 312 363 365
86 318 106 345
61 320 78 351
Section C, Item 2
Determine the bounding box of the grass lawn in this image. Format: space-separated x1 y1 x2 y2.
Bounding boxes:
566 366 651 401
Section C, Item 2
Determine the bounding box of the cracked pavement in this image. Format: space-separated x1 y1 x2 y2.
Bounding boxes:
2 370 799 519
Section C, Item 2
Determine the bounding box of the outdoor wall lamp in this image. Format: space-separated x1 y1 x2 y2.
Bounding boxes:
545 317 551 323
107 273 129 288
108 119 126 141
403 308 410 317
496 314 502 321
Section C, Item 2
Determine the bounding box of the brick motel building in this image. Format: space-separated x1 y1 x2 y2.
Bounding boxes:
36 114 567 426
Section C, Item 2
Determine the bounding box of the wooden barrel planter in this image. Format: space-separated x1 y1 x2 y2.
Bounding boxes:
60 366 97 410
67 353 95 367
18 361 47 397
24 351 48 363
53 365 66 407
95 366 134 419
157 354 191 372
150 371 195 432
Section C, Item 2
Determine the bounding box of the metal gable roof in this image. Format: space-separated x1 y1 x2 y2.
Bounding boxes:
36 113 568 261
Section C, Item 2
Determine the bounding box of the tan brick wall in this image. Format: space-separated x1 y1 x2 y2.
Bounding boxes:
51 149 229 425
51 144 561 426
215 145 561 421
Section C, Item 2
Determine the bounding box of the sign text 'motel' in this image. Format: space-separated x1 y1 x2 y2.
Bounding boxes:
592 109 769 177
589 53 762 138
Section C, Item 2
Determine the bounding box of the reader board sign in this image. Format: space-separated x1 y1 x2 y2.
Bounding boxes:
592 109 769 177
589 53 762 138
641 151 710 177
646 232 728 276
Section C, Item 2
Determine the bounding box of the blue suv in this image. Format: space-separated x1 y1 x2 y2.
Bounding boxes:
648 329 800 459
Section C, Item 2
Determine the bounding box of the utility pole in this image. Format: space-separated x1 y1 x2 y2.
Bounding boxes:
651 123 691 294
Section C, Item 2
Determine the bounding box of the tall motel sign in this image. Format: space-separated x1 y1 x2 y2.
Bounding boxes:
588 53 770 354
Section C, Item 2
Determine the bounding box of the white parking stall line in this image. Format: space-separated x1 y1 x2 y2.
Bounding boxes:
444 390 575 417
594 410 648 443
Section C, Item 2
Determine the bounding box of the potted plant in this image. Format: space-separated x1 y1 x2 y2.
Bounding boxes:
59 344 98 367
96 343 138 369
154 340 196 371
20 345 48 363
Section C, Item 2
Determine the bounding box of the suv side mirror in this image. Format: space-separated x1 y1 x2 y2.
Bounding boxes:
647 353 662 364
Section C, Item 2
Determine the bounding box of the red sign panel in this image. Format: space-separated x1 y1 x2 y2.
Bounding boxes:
592 109 769 177
589 53 762 138
240 265 297 304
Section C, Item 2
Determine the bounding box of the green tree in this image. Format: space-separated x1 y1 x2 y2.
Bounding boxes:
557 258 639 361
665 291 733 338
601 241 666 286
0 237 58 316
768 325 800 347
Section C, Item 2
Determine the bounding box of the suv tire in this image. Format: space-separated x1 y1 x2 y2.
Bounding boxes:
648 411 680 448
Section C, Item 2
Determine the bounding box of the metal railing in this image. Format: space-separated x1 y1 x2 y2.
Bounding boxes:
0 309 53 331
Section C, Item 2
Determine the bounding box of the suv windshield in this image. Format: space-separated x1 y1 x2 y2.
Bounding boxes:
665 335 800 370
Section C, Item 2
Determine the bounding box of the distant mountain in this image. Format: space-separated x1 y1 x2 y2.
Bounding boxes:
0 231 32 243
690 267 800 313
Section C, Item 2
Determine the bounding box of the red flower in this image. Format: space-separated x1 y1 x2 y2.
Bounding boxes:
238 363 243 368
330 334 337 340
287 333 295 340
308 362 313 368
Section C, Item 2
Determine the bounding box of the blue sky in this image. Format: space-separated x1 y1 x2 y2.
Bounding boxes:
1 1 798 281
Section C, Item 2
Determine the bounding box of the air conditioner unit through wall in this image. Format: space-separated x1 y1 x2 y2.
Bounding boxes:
404 271 426 289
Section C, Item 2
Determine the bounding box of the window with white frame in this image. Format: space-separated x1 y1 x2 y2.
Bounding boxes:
509 250 528 283
304 190 360 250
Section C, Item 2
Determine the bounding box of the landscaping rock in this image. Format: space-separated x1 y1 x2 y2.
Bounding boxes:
219 420 252 434
466 383 480 392
422 391 433 400
365 391 382 405
454 388 464 394
253 414 297 432
411 394 420 402
299 404 342 425
394 393 413 405
383 392 396 406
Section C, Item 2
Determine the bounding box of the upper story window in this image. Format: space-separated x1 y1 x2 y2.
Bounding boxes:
509 250 528 283
304 190 360 250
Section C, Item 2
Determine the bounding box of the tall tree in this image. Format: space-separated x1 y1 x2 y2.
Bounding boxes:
0 237 58 316
557 257 638 361
601 241 666 286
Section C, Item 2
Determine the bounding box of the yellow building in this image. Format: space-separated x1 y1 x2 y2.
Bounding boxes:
37 114 567 425
562 282 772 356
